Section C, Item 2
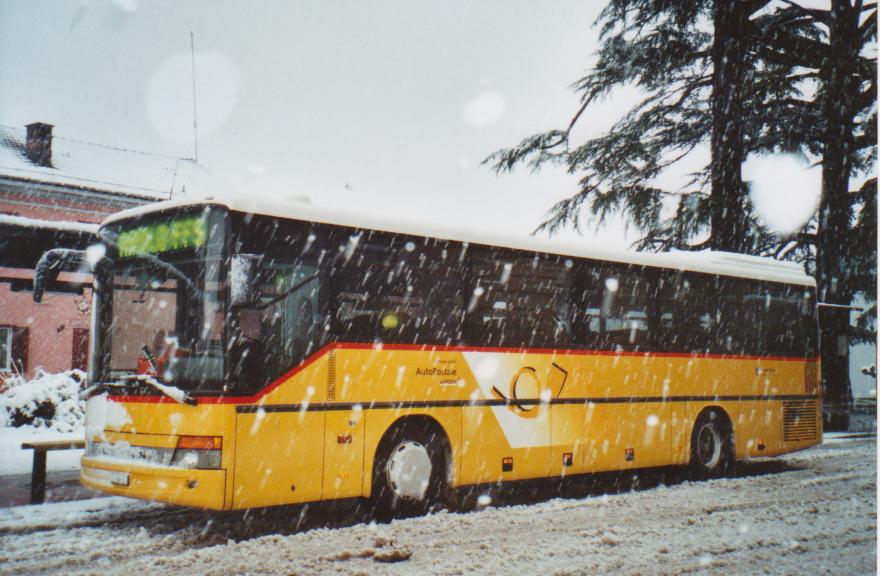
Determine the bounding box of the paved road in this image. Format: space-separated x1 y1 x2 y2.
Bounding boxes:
0 432 874 510
0 470 105 508
0 435 874 575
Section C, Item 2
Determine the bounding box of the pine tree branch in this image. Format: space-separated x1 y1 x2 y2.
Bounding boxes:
851 177 878 199
753 4 829 38
777 0 831 24
742 0 775 17
773 97 819 109
856 78 878 110
760 28 828 66
565 100 592 138
788 71 820 81
753 44 816 69
859 8 877 40
483 130 568 175
796 232 818 245
773 240 800 259
849 324 877 345
854 133 878 150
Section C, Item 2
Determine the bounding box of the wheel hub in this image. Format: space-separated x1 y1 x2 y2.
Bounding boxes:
697 424 722 468
385 440 432 500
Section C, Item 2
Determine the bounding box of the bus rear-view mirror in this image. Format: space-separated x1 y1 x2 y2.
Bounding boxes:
230 253 261 307
33 248 86 303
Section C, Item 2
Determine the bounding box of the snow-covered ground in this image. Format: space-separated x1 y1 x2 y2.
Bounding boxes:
0 435 874 575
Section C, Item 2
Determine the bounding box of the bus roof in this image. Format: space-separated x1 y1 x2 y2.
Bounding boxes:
103 197 816 287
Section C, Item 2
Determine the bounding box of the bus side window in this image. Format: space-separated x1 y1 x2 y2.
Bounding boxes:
550 256 577 343
572 292 603 345
656 272 723 354
651 270 679 352
739 283 771 355
465 249 571 348
720 279 746 353
765 285 803 357
571 260 603 347
600 267 650 351
228 215 328 392
270 264 321 364
693 275 719 353
332 232 466 346
464 247 522 347
524 254 575 347
799 289 818 357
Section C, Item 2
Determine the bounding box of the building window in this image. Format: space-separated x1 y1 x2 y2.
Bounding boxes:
0 327 11 371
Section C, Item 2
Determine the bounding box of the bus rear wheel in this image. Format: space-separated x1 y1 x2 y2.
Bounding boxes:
372 425 448 518
689 410 733 478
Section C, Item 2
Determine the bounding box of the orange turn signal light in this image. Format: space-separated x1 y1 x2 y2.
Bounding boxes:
177 435 222 450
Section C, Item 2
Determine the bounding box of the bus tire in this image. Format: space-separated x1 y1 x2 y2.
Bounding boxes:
689 410 733 479
371 422 449 518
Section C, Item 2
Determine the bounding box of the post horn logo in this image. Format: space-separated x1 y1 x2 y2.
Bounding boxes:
491 363 568 419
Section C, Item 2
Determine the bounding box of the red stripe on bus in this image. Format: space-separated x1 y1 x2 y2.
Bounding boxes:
108 342 819 405
335 342 814 363
109 340 336 405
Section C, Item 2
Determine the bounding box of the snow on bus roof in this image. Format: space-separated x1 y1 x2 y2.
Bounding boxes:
103 196 815 287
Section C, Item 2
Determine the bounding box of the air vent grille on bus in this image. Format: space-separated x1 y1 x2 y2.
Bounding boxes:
783 400 818 442
327 349 337 401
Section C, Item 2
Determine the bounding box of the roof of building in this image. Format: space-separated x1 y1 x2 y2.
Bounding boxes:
105 197 816 287
0 214 99 269
0 214 99 234
0 124 235 200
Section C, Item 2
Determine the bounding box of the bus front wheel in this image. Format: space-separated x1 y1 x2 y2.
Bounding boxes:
689 410 733 478
371 424 449 518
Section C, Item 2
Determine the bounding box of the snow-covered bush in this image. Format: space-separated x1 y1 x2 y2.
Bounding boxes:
0 369 86 432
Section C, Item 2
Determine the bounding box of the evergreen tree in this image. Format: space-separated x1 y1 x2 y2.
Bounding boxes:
742 0 875 421
777 0 876 421
485 0 790 251
486 0 876 423
710 0 751 252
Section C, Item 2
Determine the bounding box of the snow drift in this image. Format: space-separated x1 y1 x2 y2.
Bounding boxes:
0 369 87 432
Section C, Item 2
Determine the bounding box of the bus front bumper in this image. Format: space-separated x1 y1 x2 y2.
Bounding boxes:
81 457 226 510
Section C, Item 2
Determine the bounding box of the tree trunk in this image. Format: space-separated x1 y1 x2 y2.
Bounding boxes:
817 0 860 428
709 0 748 253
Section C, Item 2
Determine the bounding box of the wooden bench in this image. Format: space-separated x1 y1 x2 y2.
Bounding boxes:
21 440 86 504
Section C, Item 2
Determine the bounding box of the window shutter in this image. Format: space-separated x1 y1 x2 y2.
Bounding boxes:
72 328 89 372
11 327 29 375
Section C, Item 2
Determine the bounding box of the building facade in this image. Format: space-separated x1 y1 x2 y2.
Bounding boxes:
0 122 231 379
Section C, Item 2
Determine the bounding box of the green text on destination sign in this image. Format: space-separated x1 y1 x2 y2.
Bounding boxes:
117 216 207 257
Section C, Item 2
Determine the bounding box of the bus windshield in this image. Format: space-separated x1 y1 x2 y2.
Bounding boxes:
97 207 226 392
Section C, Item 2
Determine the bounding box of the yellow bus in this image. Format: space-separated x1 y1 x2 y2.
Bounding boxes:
35 198 821 513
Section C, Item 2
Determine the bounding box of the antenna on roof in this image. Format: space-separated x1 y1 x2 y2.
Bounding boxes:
190 31 199 163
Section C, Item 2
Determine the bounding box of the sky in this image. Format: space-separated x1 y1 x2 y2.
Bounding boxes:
0 1 831 244
0 0 648 245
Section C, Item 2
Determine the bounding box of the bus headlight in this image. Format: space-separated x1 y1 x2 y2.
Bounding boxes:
170 436 222 469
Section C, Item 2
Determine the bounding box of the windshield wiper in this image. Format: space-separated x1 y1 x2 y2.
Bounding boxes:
244 272 320 310
80 374 197 406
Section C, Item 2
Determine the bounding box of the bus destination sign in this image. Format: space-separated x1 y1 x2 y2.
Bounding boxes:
117 215 207 257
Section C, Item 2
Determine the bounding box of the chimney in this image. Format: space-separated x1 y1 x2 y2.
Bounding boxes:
25 122 54 167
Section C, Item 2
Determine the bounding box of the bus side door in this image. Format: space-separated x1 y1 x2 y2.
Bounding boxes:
460 352 553 484
233 410 325 508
